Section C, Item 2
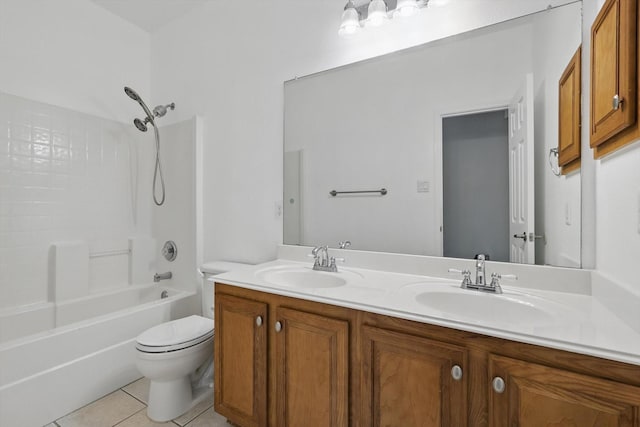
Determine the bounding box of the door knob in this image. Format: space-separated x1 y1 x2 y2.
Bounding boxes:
451 365 463 381
255 316 263 327
513 232 527 241
492 376 506 393
275 321 282 332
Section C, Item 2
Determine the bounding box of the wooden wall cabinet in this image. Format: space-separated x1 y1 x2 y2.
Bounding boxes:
590 0 638 156
558 46 582 174
215 284 640 427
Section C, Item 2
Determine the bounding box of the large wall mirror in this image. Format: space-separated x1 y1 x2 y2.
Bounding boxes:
284 1 582 268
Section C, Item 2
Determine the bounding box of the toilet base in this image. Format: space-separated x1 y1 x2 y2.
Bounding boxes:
147 379 212 422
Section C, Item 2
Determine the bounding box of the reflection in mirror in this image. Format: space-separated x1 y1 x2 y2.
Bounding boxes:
284 2 582 268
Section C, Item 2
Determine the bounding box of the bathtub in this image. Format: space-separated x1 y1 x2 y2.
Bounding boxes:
0 284 199 427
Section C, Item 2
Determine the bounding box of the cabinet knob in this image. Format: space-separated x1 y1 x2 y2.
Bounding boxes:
613 94 624 110
492 376 506 393
451 365 463 381
275 321 282 332
255 316 263 327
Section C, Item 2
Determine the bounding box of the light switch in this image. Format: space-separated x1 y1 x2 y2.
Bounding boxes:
417 180 430 193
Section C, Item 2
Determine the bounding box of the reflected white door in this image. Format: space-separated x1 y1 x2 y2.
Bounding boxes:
508 74 535 264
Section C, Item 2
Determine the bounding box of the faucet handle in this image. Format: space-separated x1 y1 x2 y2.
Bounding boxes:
489 273 517 291
448 268 473 288
338 241 351 249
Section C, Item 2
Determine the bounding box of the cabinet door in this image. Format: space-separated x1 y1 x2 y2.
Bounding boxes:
558 46 581 173
275 307 349 427
214 293 267 427
361 326 467 427
489 354 640 426
590 0 637 147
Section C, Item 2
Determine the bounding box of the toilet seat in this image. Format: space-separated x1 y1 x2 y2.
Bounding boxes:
136 315 214 353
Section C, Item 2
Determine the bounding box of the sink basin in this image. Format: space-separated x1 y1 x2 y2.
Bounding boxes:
412 286 561 325
257 267 355 289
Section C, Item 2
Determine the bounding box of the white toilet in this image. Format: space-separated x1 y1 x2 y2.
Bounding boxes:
135 261 250 422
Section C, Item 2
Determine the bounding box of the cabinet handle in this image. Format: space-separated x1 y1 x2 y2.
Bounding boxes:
613 94 624 110
255 316 263 327
492 376 506 393
451 365 463 381
275 321 282 332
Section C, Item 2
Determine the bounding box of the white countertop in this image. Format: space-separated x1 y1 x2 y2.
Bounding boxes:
214 258 640 366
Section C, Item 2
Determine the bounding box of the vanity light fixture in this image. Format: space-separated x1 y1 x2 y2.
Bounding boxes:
339 0 429 37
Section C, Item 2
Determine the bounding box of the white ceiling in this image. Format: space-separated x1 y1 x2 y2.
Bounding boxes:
90 0 213 33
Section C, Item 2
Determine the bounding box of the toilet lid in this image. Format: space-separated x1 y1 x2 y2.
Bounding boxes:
136 315 214 352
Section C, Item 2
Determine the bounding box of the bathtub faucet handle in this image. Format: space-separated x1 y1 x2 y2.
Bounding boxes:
154 272 172 282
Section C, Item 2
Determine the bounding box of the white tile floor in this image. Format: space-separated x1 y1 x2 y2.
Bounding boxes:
43 378 230 427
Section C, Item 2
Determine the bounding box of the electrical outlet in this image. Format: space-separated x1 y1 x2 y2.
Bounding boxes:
417 180 430 193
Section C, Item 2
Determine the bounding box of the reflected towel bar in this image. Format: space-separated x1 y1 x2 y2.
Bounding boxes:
330 188 388 197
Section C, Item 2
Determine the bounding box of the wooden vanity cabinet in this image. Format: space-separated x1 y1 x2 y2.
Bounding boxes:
489 354 640 427
215 284 640 427
214 293 268 427
214 284 354 427
360 325 468 427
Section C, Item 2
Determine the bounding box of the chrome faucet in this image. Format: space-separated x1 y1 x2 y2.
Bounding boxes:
310 245 344 272
475 254 486 286
154 271 172 282
449 254 516 294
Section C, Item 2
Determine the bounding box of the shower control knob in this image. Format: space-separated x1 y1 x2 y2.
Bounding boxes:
161 241 177 262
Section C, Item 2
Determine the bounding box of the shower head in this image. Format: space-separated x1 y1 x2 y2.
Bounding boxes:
124 86 140 102
134 118 149 132
124 86 154 129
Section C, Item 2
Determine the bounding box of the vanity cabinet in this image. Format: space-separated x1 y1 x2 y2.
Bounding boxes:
214 283 640 427
214 284 354 427
489 354 640 426
214 293 268 427
360 326 467 426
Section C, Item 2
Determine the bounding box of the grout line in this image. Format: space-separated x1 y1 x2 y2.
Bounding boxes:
112 408 145 427
120 387 147 406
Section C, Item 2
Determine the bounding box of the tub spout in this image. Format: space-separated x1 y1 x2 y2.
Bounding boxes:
154 272 172 282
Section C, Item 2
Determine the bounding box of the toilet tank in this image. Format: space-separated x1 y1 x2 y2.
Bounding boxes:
200 261 252 320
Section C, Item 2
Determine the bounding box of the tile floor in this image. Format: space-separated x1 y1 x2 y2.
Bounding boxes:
43 377 230 427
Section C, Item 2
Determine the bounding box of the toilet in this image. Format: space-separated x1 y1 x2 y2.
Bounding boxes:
135 261 250 422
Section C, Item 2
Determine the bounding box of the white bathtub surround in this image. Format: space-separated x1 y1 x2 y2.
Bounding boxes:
50 241 90 301
214 245 640 367
129 236 157 285
0 91 153 310
0 286 197 427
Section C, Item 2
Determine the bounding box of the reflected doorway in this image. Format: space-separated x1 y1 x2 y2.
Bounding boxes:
442 110 509 262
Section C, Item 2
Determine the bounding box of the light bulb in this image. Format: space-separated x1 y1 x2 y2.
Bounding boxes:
366 0 389 27
394 0 419 17
339 5 361 37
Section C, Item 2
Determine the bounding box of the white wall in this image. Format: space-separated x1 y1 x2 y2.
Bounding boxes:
284 21 533 256
151 0 575 264
0 0 155 309
582 0 640 289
